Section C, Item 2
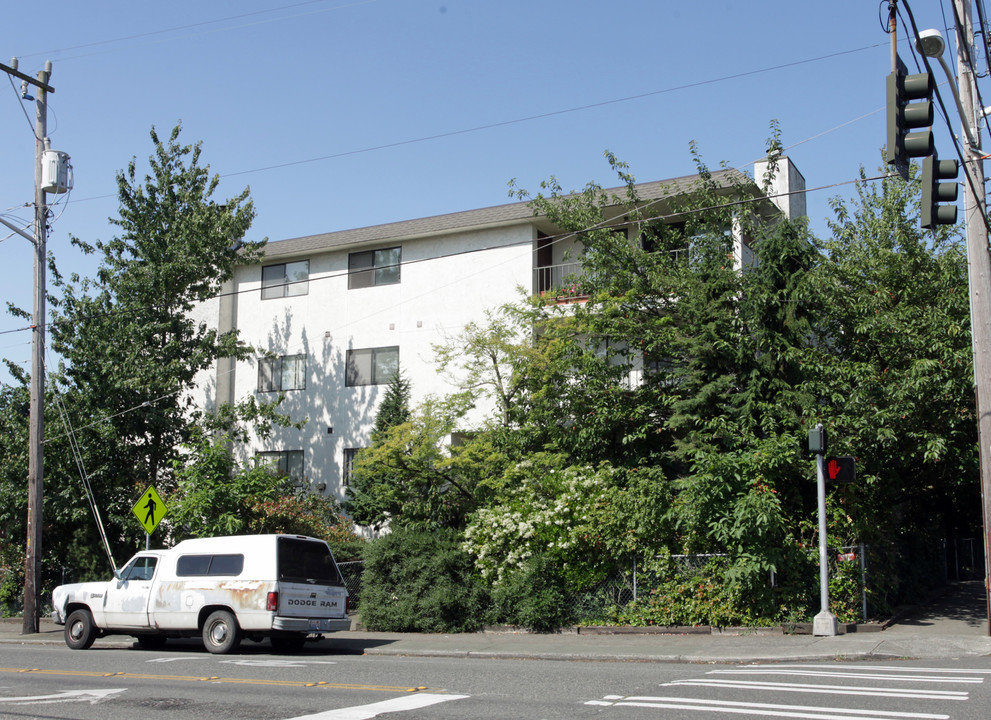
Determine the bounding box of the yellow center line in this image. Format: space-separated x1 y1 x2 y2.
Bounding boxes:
0 667 435 693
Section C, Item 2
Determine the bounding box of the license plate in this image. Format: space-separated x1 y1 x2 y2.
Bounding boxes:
309 619 329 632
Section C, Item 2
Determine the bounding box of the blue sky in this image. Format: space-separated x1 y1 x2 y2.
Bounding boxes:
0 0 971 384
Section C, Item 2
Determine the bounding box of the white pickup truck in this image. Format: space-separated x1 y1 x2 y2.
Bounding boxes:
51 534 351 654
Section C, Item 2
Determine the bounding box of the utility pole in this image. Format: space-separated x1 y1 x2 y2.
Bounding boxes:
952 0 991 636
0 58 54 635
23 60 51 635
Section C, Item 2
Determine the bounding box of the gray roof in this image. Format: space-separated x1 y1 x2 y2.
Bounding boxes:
262 168 754 260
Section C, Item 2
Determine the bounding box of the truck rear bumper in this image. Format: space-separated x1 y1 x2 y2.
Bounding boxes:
273 616 351 633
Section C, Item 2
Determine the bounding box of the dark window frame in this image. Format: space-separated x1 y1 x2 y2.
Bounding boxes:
256 449 305 486
257 354 306 392
261 260 309 299
348 247 401 289
345 346 399 387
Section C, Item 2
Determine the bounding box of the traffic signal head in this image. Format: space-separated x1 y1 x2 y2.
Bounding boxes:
921 153 959 228
886 69 935 178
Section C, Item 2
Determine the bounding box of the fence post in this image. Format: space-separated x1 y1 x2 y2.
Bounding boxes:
633 555 638 602
859 543 868 622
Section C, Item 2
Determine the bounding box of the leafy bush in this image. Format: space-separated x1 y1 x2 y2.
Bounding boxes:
489 553 574 631
358 528 488 633
592 553 816 627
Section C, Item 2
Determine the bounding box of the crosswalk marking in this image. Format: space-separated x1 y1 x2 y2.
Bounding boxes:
584 695 951 720
763 664 991 675
588 662 981 719
708 669 983 684
664 679 969 701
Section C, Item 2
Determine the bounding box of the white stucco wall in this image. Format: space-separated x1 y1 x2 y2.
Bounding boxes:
195 222 535 501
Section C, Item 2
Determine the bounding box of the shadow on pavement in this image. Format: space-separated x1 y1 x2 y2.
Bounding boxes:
892 580 988 630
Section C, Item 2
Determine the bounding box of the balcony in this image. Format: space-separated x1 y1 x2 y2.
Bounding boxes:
534 247 692 303
534 261 588 304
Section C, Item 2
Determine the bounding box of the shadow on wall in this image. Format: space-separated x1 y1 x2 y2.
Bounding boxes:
242 307 379 502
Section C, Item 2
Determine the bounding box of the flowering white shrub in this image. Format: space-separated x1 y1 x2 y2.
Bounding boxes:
463 459 617 585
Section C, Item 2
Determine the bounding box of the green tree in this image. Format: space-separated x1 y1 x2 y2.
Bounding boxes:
167 427 363 559
2 124 272 589
372 371 411 439
802 164 977 609
345 401 506 530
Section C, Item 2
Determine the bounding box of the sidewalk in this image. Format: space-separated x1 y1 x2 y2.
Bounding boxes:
3 582 991 664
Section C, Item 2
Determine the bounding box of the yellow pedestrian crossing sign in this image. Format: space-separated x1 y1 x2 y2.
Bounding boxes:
132 485 167 535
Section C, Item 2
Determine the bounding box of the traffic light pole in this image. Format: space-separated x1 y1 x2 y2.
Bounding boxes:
813 435 838 637
952 0 991 636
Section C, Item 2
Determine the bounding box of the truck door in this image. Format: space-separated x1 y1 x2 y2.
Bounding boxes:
103 555 158 628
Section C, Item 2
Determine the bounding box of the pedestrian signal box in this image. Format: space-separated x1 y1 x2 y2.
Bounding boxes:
825 456 856 484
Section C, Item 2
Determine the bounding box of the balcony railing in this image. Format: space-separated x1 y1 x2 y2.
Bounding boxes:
534 262 586 301
534 248 692 301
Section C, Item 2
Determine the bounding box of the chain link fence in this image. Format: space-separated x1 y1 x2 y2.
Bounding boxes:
338 560 363 609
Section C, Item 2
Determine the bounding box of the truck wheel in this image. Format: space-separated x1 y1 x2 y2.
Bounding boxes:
270 634 307 653
65 609 98 650
202 610 241 654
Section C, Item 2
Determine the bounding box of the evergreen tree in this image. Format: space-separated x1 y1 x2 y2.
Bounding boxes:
372 371 411 440
2 124 269 582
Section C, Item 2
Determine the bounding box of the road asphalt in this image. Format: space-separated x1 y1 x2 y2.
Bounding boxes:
3 581 991 664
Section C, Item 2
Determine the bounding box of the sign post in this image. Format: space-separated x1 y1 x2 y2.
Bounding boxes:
132 485 167 550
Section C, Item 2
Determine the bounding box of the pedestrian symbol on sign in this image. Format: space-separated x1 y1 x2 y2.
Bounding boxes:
132 485 167 535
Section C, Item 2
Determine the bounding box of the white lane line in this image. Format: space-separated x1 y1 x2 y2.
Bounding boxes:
753 664 991 675
586 695 950 720
709 669 982 684
0 688 127 705
284 693 469 720
665 679 969 700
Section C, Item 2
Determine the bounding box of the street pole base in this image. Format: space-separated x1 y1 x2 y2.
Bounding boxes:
813 610 838 637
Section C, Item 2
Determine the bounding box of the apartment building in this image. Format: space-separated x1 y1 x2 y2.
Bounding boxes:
191 157 805 501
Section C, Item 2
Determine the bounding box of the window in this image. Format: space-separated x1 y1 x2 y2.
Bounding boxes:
342 447 364 486
346 346 399 386
122 556 157 582
257 354 306 392
256 450 304 485
277 536 343 585
176 554 245 577
348 247 401 289
262 260 309 299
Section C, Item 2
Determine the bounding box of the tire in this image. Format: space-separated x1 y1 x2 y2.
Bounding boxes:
202 610 241 654
270 634 307 653
64 609 98 650
135 634 168 650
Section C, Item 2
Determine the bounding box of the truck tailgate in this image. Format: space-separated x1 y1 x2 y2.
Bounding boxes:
278 582 348 618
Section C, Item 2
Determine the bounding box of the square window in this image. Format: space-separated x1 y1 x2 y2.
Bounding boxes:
256 450 305 486
261 260 309 299
348 247 401 289
345 346 399 386
257 354 306 392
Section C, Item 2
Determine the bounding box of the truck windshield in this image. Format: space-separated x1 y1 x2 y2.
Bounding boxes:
277 537 343 585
